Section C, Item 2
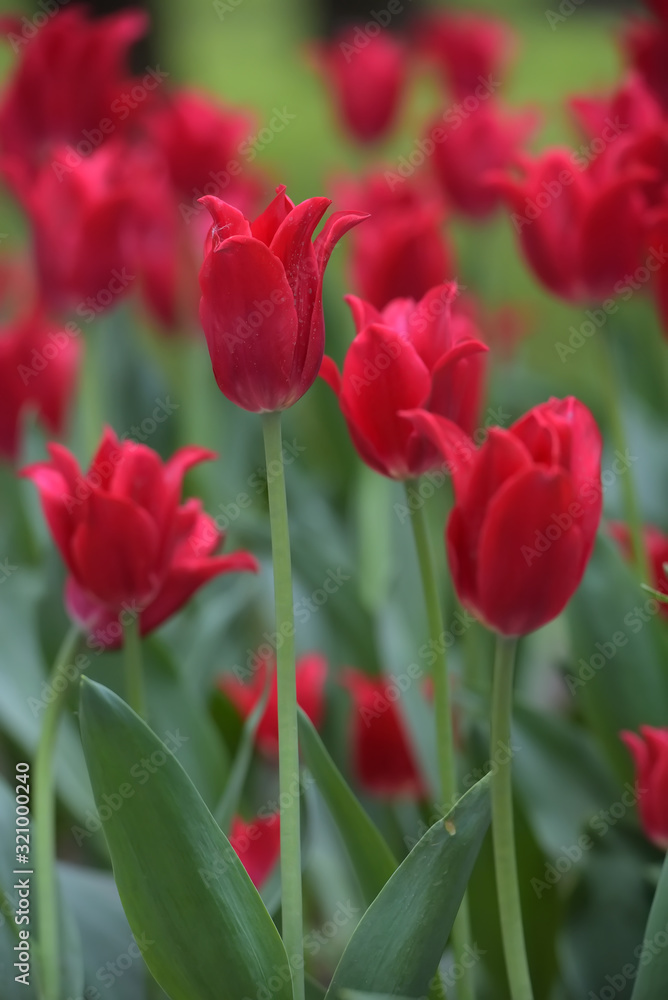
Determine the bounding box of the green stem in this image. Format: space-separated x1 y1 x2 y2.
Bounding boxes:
598 339 652 585
123 615 145 719
407 482 475 1000
34 626 81 1000
262 410 304 1000
491 636 533 1000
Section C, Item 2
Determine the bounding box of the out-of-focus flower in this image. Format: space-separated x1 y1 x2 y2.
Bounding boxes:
495 148 647 302
621 726 668 849
22 428 258 646
0 7 149 191
429 102 538 218
409 397 602 636
0 309 80 461
335 172 453 310
609 521 668 615
414 11 515 99
311 26 407 144
230 814 280 887
341 669 426 799
623 3 668 112
220 653 328 757
199 185 366 412
321 283 487 479
570 73 663 142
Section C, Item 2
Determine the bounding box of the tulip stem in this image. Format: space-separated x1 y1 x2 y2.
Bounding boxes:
407 482 475 1000
491 635 533 1000
123 615 145 720
34 625 81 1000
598 339 652 585
262 410 304 1000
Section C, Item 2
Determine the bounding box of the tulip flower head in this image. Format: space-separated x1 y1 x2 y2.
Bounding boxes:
621 726 668 850
609 521 668 616
220 652 328 757
321 283 487 480
22 428 258 647
199 186 367 412
409 397 603 636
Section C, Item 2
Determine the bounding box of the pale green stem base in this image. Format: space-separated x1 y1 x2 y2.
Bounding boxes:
491 636 533 1000
34 626 81 1000
407 482 475 1000
123 616 145 720
262 411 304 1000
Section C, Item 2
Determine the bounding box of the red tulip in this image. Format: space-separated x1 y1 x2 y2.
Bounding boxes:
429 102 538 218
230 814 280 888
342 669 426 799
0 7 148 191
199 186 366 411
22 428 258 646
621 726 668 850
220 652 327 757
623 4 668 112
495 148 647 302
311 26 407 144
570 73 663 142
409 397 603 636
0 309 80 461
414 11 514 100
321 284 488 479
335 173 453 310
609 521 668 616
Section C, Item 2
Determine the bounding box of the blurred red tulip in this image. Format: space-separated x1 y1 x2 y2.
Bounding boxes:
623 3 668 112
22 428 258 646
609 521 668 615
321 283 487 479
342 669 426 799
409 397 602 636
429 101 538 218
414 11 514 99
220 653 328 757
621 726 668 850
495 148 647 302
311 26 407 144
230 814 281 888
199 186 366 412
0 309 80 461
0 7 149 191
335 172 453 310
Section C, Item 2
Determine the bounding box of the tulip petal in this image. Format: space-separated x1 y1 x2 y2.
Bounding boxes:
476 466 585 635
319 355 342 396
199 195 252 252
344 293 383 336
70 490 161 608
20 462 79 572
340 325 431 478
199 235 298 411
407 283 459 369
403 410 476 499
250 185 294 246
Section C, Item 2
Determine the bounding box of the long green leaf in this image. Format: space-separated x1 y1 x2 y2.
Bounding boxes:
325 775 491 1000
79 678 292 1000
631 853 668 1000
298 709 396 906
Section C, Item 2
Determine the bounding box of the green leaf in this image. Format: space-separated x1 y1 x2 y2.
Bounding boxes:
325 775 491 999
79 678 292 1000
631 853 668 1000
214 667 273 833
298 709 396 907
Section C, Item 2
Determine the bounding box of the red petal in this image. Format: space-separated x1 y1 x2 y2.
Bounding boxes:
319 355 342 396
250 185 294 245
476 466 585 635
199 236 298 411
